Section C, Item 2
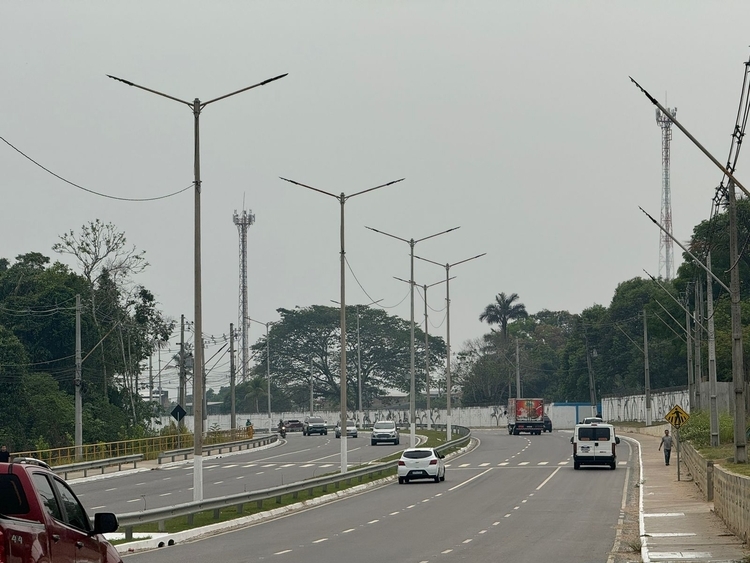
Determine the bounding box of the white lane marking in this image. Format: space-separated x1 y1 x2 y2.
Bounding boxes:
649 533 695 537
256 472 265 475
448 467 493 491
90 505 105 510
435 493 443 497
644 512 684 518
243 464 257 468
407 504 416 509
159 493 171 497
213 481 224 484
262 464 276 468
135 482 146 486
422 499 430 503
518 462 529 466
342 528 355 534
236 476 244 479
558 461 568 465
105 488 117 492
280 463 294 468
463 539 473 544
126 499 140 503
537 461 549 465
224 464 238 468
390 511 400 516
300 464 314 467
504 514 511 518
498 462 509 466
479 530 487 534
162 477 171 480
312 538 328 544
320 464 333 468
513 506 520 510
521 499 527 504
204 465 219 470
275 550 292 555
459 463 470 467
536 466 562 491
493 522 500 526
368 519 379 524
441 549 453 554
479 463 490 467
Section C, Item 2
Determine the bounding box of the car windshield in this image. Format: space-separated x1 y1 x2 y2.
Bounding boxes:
308 417 324 423
374 422 395 429
346 420 355 425
578 427 611 441
403 450 433 459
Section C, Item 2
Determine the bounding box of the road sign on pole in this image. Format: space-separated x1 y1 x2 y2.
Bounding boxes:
665 404 689 428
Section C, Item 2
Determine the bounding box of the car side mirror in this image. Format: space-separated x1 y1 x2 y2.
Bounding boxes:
92 512 118 535
570 437 573 444
615 437 620 445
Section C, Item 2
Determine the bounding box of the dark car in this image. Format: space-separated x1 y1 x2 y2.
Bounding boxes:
543 415 552 433
285 419 303 432
303 416 328 436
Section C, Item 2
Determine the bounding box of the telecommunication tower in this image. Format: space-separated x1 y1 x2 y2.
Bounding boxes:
656 106 677 280
233 209 255 381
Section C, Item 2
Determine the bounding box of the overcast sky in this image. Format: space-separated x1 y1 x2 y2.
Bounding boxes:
3 2 750 393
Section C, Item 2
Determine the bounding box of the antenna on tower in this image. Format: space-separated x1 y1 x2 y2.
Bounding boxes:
233 207 255 382
656 104 677 280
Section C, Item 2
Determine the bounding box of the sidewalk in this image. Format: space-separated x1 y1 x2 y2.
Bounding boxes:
624 431 749 562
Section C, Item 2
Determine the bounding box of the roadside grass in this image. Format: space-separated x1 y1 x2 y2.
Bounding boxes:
680 410 750 477
112 428 464 544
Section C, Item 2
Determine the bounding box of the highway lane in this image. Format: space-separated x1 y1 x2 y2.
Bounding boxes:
73 432 406 514
122 429 636 563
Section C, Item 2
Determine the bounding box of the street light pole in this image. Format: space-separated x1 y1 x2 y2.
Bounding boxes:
108 72 287 501
415 252 486 440
367 226 460 447
248 317 272 434
395 277 451 430
281 177 404 473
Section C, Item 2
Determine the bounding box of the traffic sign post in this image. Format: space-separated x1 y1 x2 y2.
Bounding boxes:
665 405 689 481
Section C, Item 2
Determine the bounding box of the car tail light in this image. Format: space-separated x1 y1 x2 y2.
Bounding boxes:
0 529 5 563
573 444 577 454
612 443 616 455
429 459 437 465
398 460 405 466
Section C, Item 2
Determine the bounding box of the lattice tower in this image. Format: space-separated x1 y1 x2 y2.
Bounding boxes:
233 209 255 382
656 106 677 280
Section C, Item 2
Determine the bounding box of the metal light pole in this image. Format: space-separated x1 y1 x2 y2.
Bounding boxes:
332 298 383 415
108 71 287 501
248 317 273 434
281 177 404 473
395 277 451 430
367 226 460 447
415 252 486 440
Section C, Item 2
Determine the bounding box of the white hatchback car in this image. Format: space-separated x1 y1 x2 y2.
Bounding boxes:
397 448 446 484
335 419 358 438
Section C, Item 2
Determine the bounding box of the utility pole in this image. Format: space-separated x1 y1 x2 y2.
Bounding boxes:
694 281 703 409
179 314 186 431
309 356 314 416
685 284 695 409
706 254 719 446
230 322 236 435
75 294 82 460
584 330 597 409
515 338 521 398
644 308 652 426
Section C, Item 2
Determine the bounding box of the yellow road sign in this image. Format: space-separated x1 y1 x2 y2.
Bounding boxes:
665 404 689 428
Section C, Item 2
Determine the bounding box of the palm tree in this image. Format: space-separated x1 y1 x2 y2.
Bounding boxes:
479 292 528 341
243 376 268 413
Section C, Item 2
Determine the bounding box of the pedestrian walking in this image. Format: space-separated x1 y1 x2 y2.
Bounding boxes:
0 445 10 463
658 429 673 466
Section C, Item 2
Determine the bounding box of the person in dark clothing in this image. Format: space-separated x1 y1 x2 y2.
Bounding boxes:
0 445 10 462
658 429 673 466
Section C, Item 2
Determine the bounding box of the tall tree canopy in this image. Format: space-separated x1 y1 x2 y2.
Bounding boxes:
479 292 528 341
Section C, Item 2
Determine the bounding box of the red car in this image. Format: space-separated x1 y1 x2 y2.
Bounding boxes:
285 419 304 432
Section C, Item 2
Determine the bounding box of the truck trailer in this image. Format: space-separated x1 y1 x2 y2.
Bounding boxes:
508 398 545 435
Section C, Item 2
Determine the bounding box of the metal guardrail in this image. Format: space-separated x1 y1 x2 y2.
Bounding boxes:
53 454 144 479
157 435 277 464
117 425 471 540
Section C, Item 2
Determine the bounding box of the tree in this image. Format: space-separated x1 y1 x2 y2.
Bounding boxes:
249 305 446 410
479 292 528 341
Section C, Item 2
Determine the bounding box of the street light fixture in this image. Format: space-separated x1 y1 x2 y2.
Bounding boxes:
247 317 273 434
280 177 404 473
414 252 486 440
108 71 287 501
394 276 453 429
366 226 460 447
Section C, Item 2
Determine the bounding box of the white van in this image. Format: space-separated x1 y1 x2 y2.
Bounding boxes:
570 422 620 470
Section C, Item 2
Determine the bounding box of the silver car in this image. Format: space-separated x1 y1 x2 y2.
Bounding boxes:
371 420 400 445
397 448 446 484
335 419 358 438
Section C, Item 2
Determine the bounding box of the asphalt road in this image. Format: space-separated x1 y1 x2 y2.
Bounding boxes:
73 432 405 514
119 429 636 563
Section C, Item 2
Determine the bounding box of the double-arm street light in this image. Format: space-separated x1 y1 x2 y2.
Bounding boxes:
395 277 453 429
280 177 404 473
108 71 287 501
366 226 460 447
415 252 485 440
247 317 273 434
